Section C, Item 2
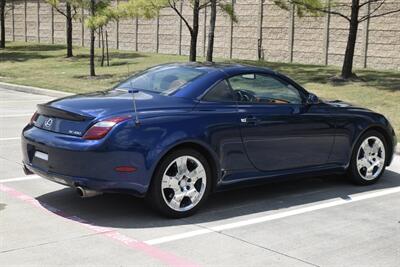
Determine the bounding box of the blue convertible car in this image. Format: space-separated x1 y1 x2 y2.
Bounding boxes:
22 63 397 217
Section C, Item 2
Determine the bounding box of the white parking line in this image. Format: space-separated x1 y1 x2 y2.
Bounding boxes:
0 137 20 141
145 186 400 245
0 100 49 103
0 175 40 183
0 114 32 118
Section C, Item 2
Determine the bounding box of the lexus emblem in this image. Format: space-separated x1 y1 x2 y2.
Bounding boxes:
44 118 53 127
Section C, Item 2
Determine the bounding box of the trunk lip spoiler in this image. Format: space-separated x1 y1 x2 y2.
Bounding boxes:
37 104 94 121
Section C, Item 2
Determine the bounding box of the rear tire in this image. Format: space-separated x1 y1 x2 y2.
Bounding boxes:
347 130 387 185
147 148 212 218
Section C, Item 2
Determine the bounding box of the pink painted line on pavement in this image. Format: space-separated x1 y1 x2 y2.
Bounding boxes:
0 183 199 267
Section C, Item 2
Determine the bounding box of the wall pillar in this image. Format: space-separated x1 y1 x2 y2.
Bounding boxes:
37 0 40 43
11 0 15 41
362 1 371 68
116 0 119 49
24 0 27 42
257 0 264 60
229 0 235 59
203 6 207 57
322 0 331 65
81 9 84 47
51 7 54 44
178 1 183 55
288 3 295 63
155 12 159 53
135 17 138 52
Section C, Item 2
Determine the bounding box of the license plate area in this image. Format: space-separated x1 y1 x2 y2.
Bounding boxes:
31 149 49 171
34 151 48 161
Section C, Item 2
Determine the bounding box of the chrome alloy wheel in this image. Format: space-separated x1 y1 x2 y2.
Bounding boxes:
161 155 207 212
356 136 386 180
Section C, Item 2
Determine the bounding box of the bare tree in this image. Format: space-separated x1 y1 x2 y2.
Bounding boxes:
168 0 201 61
46 0 80 57
89 0 96 76
274 0 400 79
116 0 234 62
206 0 236 62
206 0 216 62
167 0 236 61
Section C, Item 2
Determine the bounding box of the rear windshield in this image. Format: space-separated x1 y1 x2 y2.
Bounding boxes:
115 65 206 94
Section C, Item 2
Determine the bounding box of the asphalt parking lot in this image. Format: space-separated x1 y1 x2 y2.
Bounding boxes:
1 87 399 267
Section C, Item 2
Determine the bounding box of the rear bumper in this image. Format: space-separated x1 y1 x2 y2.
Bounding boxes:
21 125 149 197
23 163 144 197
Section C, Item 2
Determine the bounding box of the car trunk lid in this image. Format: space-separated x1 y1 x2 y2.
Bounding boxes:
33 89 196 137
34 104 95 137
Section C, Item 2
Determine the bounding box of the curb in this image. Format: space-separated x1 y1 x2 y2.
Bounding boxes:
0 82 73 98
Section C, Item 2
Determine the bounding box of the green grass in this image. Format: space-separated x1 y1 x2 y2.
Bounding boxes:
1 42 399 137
0 42 187 93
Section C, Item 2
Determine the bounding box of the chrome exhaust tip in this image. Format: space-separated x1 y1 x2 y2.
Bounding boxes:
76 186 102 198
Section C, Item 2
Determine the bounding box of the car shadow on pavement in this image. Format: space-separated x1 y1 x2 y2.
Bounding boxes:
36 170 400 228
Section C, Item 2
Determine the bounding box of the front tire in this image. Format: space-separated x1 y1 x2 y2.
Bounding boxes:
348 130 387 185
147 148 212 218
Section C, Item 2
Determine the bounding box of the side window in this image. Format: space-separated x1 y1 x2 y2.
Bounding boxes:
228 73 302 104
203 80 234 102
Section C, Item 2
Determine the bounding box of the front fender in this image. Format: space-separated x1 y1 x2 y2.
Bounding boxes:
350 116 396 166
330 110 395 168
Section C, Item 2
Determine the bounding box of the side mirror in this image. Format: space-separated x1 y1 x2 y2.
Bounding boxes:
306 93 319 105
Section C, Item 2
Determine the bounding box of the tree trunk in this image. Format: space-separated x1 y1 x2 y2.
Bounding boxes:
0 0 5 49
66 2 73 57
341 0 360 79
89 0 95 76
189 0 200 62
206 0 216 62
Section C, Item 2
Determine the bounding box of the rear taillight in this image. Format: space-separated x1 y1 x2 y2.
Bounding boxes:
83 116 130 140
30 112 38 125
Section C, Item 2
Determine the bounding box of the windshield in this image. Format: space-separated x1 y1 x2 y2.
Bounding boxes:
115 65 206 94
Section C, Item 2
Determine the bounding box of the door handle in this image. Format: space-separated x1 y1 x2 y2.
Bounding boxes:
240 116 259 124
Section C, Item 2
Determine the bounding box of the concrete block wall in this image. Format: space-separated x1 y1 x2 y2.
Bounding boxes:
4 1 13 41
3 0 400 71
232 0 259 60
293 13 325 65
38 2 52 43
367 1 400 70
262 2 290 62
158 8 180 55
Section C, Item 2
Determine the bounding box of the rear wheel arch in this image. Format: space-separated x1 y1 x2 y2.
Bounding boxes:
150 141 220 193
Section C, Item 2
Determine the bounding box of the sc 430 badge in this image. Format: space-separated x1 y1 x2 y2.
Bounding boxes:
68 130 82 136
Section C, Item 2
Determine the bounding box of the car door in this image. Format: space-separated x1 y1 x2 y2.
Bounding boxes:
229 72 335 172
194 80 255 172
